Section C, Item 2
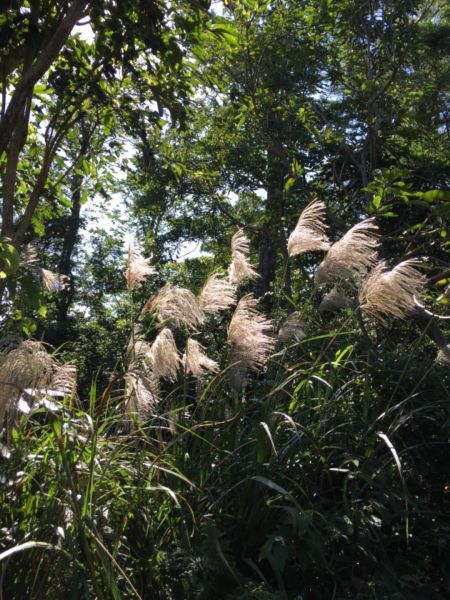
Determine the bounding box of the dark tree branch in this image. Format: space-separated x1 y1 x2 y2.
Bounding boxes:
0 0 89 156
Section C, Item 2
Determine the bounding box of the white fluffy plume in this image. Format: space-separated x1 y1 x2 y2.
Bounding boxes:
125 371 159 421
228 229 259 285
183 338 219 379
41 268 69 292
436 344 450 366
318 287 355 313
125 242 155 291
278 312 306 342
288 199 330 257
227 294 275 374
21 243 40 273
359 259 425 322
0 340 55 425
143 283 204 329
21 244 68 291
148 328 180 382
51 362 78 397
200 273 237 314
315 218 379 284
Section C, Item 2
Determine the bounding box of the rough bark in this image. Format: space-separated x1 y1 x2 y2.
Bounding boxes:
56 153 86 324
256 112 286 298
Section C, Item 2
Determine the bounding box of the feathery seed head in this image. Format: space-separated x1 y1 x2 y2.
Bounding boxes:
318 286 355 313
143 283 204 329
358 259 425 322
229 229 259 285
21 243 40 273
200 273 237 314
436 344 450 366
227 294 275 376
41 268 69 292
0 340 55 424
288 199 330 257
132 339 153 364
51 362 78 397
125 371 159 421
125 242 155 291
21 245 68 291
231 229 250 256
278 311 306 342
183 338 219 380
315 218 379 285
148 328 180 382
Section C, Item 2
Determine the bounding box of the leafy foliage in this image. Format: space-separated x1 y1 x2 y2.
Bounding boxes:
1 1 450 599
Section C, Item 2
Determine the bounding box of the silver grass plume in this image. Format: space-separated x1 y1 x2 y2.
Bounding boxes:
183 338 219 380
144 283 204 329
41 268 69 292
125 323 147 361
278 312 306 342
21 243 40 274
132 339 153 365
51 362 78 397
228 229 259 285
148 328 180 382
125 371 159 422
358 259 425 322
318 286 355 313
21 245 68 291
287 199 330 257
315 218 379 284
436 344 450 366
125 242 155 291
0 340 55 425
200 273 237 314
227 294 275 377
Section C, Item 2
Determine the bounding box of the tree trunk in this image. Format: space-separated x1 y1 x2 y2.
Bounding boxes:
256 112 286 299
56 172 83 326
56 127 90 327
0 0 89 156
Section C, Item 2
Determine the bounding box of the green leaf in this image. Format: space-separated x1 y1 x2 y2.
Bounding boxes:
284 177 296 192
0 239 20 276
421 190 450 202
372 195 381 209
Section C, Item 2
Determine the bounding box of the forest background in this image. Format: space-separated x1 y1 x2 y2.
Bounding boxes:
1 0 450 598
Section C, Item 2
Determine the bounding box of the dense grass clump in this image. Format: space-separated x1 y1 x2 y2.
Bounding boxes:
2 218 450 599
1 324 450 598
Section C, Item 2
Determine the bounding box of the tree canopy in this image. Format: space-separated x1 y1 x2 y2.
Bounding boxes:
1 1 450 598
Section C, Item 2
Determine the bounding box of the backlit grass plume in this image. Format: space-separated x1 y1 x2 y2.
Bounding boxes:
21 243 40 273
51 362 78 397
200 273 237 314
227 294 275 379
183 338 219 380
278 311 306 342
0 340 55 426
21 244 68 291
41 268 69 292
132 339 153 363
143 283 204 329
125 371 159 421
358 259 425 322
125 242 155 291
318 286 355 313
148 328 180 382
315 218 379 284
288 199 330 256
229 229 259 285
436 344 450 366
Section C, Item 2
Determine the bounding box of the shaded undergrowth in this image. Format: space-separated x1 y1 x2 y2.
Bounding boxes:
1 325 449 599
